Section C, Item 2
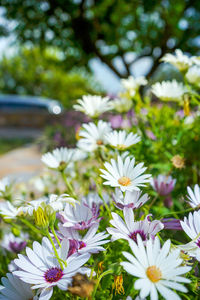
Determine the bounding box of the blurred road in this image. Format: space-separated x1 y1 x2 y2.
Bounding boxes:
0 144 43 180
0 127 42 139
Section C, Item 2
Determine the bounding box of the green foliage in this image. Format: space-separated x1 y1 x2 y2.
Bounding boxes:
0 47 102 108
1 0 200 78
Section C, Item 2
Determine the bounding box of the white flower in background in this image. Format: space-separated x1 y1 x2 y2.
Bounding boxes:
107 208 163 243
73 148 88 161
191 56 200 66
0 177 12 197
186 65 200 87
121 235 191 300
0 201 18 219
180 211 200 261
77 121 112 152
110 97 133 113
2 232 28 253
14 237 90 300
73 95 112 118
121 76 147 96
186 184 200 208
59 223 110 255
41 147 75 171
161 49 192 71
100 155 151 192
18 194 78 216
82 192 110 213
0 273 38 300
105 130 141 150
112 189 149 210
151 175 176 196
59 201 100 230
151 80 188 101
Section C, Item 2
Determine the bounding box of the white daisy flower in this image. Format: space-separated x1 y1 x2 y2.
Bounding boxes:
105 130 141 150
100 155 151 192
13 237 90 300
112 189 149 210
41 147 75 171
109 97 133 113
186 65 200 87
82 192 110 213
59 223 110 256
180 211 200 261
0 201 19 219
77 121 112 152
161 49 192 71
186 184 200 208
107 208 163 243
73 95 112 118
2 232 28 253
151 80 188 102
0 177 12 198
121 235 191 300
191 56 200 66
73 148 88 161
121 76 147 96
59 201 100 230
18 194 77 216
151 175 176 196
0 273 38 300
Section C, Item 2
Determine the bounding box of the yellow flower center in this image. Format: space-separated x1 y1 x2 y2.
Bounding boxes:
117 144 127 150
97 139 103 145
146 266 162 283
118 176 131 186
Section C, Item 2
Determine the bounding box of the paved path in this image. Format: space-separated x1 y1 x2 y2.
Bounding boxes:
0 144 43 181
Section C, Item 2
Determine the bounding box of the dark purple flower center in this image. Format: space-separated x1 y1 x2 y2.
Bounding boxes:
129 230 147 243
79 241 86 249
44 267 63 283
196 238 200 248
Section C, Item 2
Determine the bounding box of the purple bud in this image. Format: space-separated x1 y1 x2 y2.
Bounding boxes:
9 241 27 253
162 218 182 230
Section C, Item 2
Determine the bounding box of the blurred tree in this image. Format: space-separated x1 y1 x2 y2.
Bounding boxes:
0 47 102 107
1 0 200 78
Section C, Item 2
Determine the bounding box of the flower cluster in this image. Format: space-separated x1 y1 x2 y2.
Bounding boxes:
1 48 200 299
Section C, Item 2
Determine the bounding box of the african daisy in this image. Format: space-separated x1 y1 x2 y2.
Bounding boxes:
161 49 192 71
107 208 163 243
59 223 110 256
186 184 200 208
105 130 141 150
112 188 149 210
77 120 112 152
13 237 90 300
151 80 188 102
180 211 200 261
41 147 75 171
121 235 191 300
100 155 151 192
73 95 112 118
0 273 38 300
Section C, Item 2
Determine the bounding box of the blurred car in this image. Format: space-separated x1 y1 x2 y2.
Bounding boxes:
0 94 64 127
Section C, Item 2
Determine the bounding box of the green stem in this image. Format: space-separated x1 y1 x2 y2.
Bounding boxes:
50 225 61 248
159 207 194 219
46 230 64 270
92 269 113 298
61 171 77 199
97 188 112 219
20 218 42 236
